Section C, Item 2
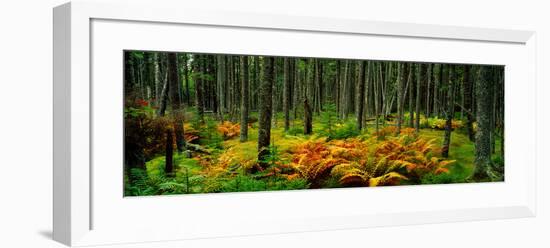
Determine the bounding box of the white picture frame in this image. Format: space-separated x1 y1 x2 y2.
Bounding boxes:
53 0 537 247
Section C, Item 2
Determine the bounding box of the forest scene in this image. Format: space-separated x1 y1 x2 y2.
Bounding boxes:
124 51 504 196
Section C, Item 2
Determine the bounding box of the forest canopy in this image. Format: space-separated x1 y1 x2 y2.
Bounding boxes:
123 51 504 196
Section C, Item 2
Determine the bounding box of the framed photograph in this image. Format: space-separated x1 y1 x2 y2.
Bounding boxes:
53 0 537 246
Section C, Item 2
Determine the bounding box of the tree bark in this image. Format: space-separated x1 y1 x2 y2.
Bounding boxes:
283 58 291 132
396 62 405 134
415 64 422 133
194 55 204 121
472 66 493 180
425 64 432 118
408 63 414 127
257 57 274 168
217 55 225 121
240 56 249 142
374 63 380 134
442 65 456 158
356 61 366 130
304 98 313 135
433 64 439 117
167 53 185 153
463 65 475 141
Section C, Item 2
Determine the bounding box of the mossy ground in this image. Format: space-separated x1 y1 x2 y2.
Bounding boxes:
130 111 502 196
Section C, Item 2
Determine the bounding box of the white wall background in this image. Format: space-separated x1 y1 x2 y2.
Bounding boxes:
0 0 547 247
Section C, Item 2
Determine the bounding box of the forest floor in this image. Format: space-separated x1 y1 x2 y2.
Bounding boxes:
126 112 503 196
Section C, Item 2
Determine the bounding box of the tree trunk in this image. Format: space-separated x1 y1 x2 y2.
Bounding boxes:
433 64 439 118
240 56 249 142
356 61 366 130
425 64 432 118
217 55 225 121
340 60 350 119
304 98 313 135
463 65 475 141
194 55 204 121
472 66 493 180
396 62 405 134
167 53 185 153
257 57 274 169
183 54 191 106
374 63 380 134
157 58 169 117
152 53 162 106
408 63 414 127
415 64 422 133
283 58 291 132
442 65 455 158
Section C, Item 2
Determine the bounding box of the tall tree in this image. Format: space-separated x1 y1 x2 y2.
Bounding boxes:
240 56 249 142
374 63 380 134
432 64 440 117
425 64 432 118
415 64 422 133
441 65 456 158
355 61 366 130
194 55 204 121
216 55 225 121
283 58 291 132
167 53 185 154
257 57 274 168
183 54 191 106
408 63 414 127
157 54 169 117
463 65 475 141
304 98 313 134
472 66 494 180
340 60 350 119
396 62 405 134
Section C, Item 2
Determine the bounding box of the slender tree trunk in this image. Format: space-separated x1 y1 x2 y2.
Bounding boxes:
362 62 371 130
164 128 174 174
194 55 204 121
374 63 380 134
433 64 439 118
257 57 274 169
240 56 249 142
283 58 291 132
442 65 456 158
167 53 185 153
396 63 405 134
356 61 366 130
293 59 300 120
304 98 313 135
425 64 432 118
157 62 169 117
152 53 161 106
408 63 414 127
183 54 191 106
340 60 350 119
463 65 475 141
335 60 341 114
472 66 493 180
217 55 225 121
415 64 422 133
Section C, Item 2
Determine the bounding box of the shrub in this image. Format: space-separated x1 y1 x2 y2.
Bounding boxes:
375 136 455 182
217 121 240 140
286 126 304 136
288 138 370 187
327 121 360 140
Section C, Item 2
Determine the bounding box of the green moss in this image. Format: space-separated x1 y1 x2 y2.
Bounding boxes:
127 110 500 196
